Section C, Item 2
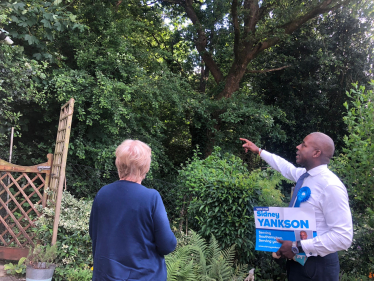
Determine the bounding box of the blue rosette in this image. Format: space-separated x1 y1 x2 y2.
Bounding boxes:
294 186 311 207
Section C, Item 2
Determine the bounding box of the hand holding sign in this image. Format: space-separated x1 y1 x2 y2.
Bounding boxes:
275 238 295 260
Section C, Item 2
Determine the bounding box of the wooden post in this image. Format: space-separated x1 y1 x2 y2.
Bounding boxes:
8 127 14 164
42 154 53 207
4 127 14 230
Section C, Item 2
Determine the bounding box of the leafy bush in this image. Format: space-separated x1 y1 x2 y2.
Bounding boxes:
177 147 285 264
56 267 93 281
333 82 374 216
34 191 93 280
339 224 374 278
166 230 249 281
340 272 372 281
331 82 374 276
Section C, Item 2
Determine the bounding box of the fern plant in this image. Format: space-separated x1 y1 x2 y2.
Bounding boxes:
166 231 248 281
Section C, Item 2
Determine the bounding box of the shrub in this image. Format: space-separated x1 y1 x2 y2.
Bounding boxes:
339 224 374 277
34 191 93 280
331 82 374 276
56 267 93 281
177 147 286 264
332 82 374 216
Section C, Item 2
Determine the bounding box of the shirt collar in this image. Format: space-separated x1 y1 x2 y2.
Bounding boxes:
307 164 328 177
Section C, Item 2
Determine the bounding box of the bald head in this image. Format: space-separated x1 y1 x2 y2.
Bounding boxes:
300 231 308 240
309 132 335 163
296 132 335 170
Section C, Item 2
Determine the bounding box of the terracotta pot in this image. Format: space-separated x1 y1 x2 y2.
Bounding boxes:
26 265 56 281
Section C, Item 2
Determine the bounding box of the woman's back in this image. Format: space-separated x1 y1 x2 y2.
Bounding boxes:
89 180 177 281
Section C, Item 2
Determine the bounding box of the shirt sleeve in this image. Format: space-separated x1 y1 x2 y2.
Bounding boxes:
260 150 306 182
152 192 177 256
301 184 353 257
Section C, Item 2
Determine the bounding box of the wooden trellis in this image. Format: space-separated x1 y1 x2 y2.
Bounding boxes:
49 98 75 245
0 97 75 259
0 155 53 260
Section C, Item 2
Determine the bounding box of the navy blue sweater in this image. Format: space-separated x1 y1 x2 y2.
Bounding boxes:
89 180 177 281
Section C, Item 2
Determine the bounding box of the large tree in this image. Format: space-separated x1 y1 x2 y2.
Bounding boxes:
162 0 356 96
3 0 373 180
158 0 363 155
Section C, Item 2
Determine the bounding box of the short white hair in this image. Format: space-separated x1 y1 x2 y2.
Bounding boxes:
115 140 151 182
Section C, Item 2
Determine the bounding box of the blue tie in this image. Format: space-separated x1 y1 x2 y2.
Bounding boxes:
289 172 310 207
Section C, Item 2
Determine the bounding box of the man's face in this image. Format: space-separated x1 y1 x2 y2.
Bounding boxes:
300 231 308 240
296 134 317 167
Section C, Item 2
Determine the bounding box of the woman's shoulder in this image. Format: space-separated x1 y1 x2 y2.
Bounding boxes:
98 181 160 196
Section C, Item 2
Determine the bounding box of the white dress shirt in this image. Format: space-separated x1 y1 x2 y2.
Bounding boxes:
261 150 353 257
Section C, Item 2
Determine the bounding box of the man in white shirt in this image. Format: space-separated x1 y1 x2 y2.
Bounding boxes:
240 132 353 281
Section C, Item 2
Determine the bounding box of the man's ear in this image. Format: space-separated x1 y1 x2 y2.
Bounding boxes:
313 150 322 158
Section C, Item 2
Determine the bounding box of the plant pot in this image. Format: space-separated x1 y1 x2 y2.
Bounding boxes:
26 264 56 281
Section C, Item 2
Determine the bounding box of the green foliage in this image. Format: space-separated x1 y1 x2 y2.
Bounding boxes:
330 82 374 277
166 230 248 281
47 63 191 174
0 43 46 148
339 224 374 278
2 0 194 181
251 10 374 160
4 257 27 275
2 0 85 61
26 244 57 269
333 82 374 215
34 191 93 279
188 90 287 158
178 147 285 264
340 272 372 281
55 267 93 281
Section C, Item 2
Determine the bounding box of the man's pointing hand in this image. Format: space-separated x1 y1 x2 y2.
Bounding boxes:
240 138 260 154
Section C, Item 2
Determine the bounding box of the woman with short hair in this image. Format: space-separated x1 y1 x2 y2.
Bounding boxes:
89 139 177 281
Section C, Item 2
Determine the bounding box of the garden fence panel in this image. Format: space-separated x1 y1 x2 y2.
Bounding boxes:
0 154 53 260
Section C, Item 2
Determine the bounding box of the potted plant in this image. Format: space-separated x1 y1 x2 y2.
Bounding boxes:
25 244 57 281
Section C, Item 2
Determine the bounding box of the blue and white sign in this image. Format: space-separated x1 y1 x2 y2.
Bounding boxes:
254 206 317 252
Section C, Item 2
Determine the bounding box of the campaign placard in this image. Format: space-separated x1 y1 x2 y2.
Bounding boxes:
254 206 317 252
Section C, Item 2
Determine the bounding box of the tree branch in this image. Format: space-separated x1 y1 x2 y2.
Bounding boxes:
182 0 224 83
252 0 352 57
243 0 260 36
160 0 184 4
232 0 240 61
282 0 352 35
246 65 291 73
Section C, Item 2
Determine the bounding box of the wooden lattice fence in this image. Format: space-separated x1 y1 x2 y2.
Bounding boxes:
0 97 75 260
0 154 53 260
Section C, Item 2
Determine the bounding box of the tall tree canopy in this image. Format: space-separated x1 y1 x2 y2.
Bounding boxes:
1 0 373 179
157 0 372 156
160 0 358 97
